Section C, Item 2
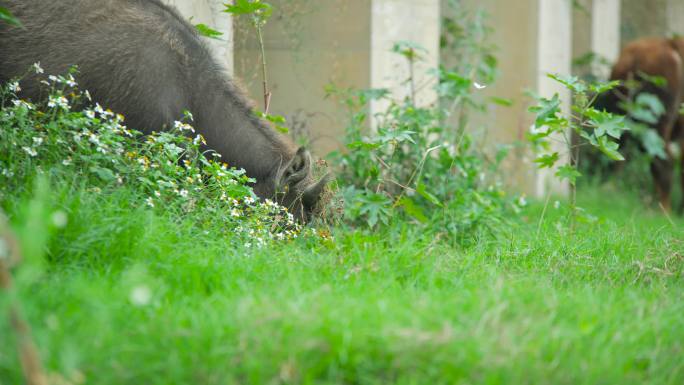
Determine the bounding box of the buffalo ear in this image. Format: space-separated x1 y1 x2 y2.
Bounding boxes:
282 147 311 186
303 173 330 208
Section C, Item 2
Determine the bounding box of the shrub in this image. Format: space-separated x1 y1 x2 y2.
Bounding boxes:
328 42 519 242
0 66 314 249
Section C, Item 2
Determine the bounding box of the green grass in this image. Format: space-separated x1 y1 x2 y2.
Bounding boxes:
1 185 683 385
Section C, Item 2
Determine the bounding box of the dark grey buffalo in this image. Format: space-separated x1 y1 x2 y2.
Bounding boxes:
0 0 328 222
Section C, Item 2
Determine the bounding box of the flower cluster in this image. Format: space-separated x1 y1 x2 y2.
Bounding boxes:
0 67 317 247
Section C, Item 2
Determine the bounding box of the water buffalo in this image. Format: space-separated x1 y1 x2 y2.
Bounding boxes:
596 37 684 213
0 0 328 222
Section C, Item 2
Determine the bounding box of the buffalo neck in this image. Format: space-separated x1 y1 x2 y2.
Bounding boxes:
191 65 295 183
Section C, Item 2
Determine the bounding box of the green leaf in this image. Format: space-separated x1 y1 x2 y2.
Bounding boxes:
397 197 428 223
636 71 667 87
534 152 560 169
596 136 625 161
635 93 665 117
224 0 272 21
391 41 428 61
90 167 116 182
0 6 22 27
680 103 684 116
358 192 392 227
529 94 561 127
589 80 621 95
639 128 667 160
416 183 443 207
489 97 514 107
548 73 587 94
585 109 627 139
256 112 288 133
195 24 223 39
555 165 582 185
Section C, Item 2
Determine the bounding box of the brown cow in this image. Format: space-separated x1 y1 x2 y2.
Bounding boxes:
601 37 684 213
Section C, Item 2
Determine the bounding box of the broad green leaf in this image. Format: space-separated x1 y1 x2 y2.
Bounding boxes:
358 192 392 227
417 183 443 207
534 152 560 169
596 136 625 161
639 128 667 160
398 197 428 223
555 165 582 185
585 109 626 139
195 24 223 39
589 80 621 95
548 73 587 94
0 6 21 27
224 0 272 21
529 94 561 127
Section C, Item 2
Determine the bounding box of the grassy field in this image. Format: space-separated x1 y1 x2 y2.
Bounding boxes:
1 184 683 385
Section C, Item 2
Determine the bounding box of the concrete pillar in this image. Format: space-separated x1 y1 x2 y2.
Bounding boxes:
370 0 441 120
162 0 233 74
667 0 684 36
234 0 440 155
536 0 572 197
591 0 621 78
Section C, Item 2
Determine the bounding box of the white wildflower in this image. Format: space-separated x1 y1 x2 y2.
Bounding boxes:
230 209 241 218
62 158 72 166
518 195 528 207
84 90 92 101
32 137 44 146
8 81 21 93
473 82 487 90
12 99 34 110
22 147 37 157
32 62 44 74
554 200 561 209
48 75 58 83
173 120 195 133
47 95 69 110
244 196 255 205
66 74 77 87
84 109 95 119
154 190 161 197
51 211 68 228
193 134 206 145
178 189 188 198
130 285 152 307
145 197 155 208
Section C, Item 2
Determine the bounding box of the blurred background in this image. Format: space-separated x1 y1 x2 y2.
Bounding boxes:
162 0 684 197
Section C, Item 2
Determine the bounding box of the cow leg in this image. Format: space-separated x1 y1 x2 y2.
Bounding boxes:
652 154 674 212
679 136 684 214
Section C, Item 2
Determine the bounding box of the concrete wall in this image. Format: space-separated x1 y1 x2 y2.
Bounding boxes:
161 0 233 74
370 0 440 117
234 0 371 154
161 0 677 197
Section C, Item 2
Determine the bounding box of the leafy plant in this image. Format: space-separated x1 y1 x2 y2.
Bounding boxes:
329 38 516 241
527 74 629 228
